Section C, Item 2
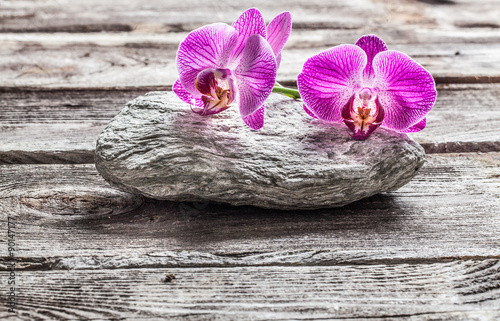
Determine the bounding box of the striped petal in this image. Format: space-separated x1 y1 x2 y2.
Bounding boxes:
373 50 437 131
400 118 427 133
231 8 267 64
297 45 366 122
266 11 292 66
234 34 277 118
176 23 238 96
173 79 204 109
242 105 265 130
355 34 388 83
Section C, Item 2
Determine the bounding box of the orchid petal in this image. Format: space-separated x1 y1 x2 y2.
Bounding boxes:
400 118 427 133
173 79 204 108
297 45 367 122
373 50 437 131
275 53 282 68
266 12 292 59
242 105 265 130
177 23 238 96
355 34 388 82
234 34 277 118
231 8 267 64
303 103 319 119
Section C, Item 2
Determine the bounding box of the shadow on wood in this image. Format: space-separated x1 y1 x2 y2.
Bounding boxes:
71 194 406 245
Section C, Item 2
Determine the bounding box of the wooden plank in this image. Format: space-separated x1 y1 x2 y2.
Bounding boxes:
1 0 499 33
0 153 498 268
0 262 499 320
0 89 147 164
1 31 500 90
1 85 500 164
409 83 500 153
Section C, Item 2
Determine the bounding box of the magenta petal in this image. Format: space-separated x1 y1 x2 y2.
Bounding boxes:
231 8 267 64
355 35 388 82
297 45 367 122
177 23 238 95
275 53 282 68
173 79 204 109
266 12 292 58
242 105 265 130
373 50 437 131
399 118 426 133
234 34 277 118
303 103 319 119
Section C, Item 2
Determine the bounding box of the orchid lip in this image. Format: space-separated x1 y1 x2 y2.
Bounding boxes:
194 68 236 116
341 92 385 140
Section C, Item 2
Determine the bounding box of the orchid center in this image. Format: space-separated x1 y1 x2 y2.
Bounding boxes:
341 87 385 140
194 68 236 115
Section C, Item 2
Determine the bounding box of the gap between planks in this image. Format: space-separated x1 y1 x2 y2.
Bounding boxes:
2 252 500 272
3 143 500 165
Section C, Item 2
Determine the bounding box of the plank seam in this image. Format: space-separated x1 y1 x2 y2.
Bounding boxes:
1 256 499 271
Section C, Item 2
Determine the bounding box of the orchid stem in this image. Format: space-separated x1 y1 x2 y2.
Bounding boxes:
272 84 301 99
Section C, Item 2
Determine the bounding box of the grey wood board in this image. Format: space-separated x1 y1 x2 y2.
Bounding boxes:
1 0 499 33
0 262 499 320
1 84 500 165
1 32 500 89
0 153 499 268
0 89 146 164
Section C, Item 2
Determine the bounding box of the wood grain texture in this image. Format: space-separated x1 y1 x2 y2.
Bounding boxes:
0 153 498 269
2 0 500 89
0 89 145 164
1 0 499 33
2 84 500 165
1 31 500 89
0 261 499 320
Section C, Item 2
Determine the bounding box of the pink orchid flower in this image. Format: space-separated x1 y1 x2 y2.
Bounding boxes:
297 35 437 140
174 8 292 130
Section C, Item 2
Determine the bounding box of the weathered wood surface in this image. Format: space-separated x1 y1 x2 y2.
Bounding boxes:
2 0 500 319
1 0 500 88
1 32 500 89
0 153 498 268
1 0 499 33
1 262 499 320
0 88 147 164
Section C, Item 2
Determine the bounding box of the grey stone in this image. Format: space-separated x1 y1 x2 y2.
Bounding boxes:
95 92 425 210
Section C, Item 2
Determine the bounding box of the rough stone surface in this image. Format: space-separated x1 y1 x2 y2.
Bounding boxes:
95 92 425 210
